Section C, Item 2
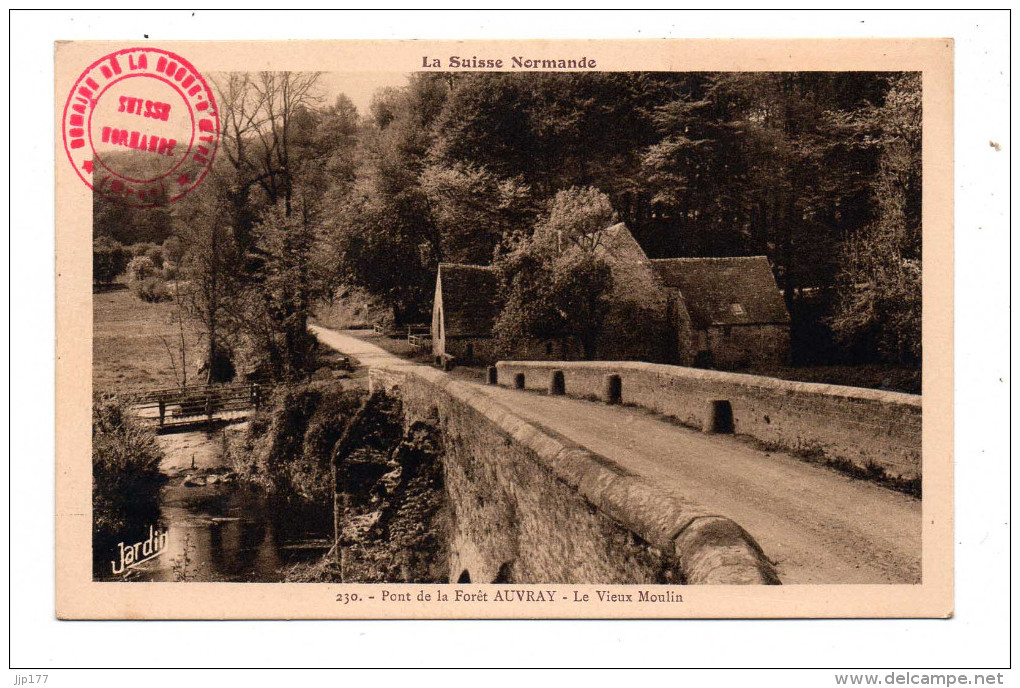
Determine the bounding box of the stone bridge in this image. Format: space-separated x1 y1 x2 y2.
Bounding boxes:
312 326 922 586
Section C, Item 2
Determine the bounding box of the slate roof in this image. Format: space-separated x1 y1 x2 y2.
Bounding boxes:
438 263 501 338
649 256 790 328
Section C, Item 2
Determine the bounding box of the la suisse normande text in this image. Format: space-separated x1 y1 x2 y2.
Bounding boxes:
422 55 597 69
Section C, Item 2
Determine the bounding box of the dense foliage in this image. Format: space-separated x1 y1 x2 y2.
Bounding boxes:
227 383 403 501
493 188 616 359
96 70 922 371
93 237 130 285
92 395 165 536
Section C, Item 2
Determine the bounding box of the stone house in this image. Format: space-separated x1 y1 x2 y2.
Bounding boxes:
431 224 790 369
650 256 791 368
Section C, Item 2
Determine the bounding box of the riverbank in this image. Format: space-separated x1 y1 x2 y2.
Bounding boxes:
221 379 449 584
95 424 334 582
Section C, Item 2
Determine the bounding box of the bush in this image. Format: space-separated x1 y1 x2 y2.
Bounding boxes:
130 276 171 302
93 237 130 284
144 245 165 268
129 242 158 258
227 384 401 501
162 235 185 264
126 255 171 302
126 255 159 283
92 395 166 537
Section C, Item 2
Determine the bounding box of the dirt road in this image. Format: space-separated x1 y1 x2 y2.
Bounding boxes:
311 326 922 584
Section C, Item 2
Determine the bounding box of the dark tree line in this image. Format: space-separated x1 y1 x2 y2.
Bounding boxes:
330 71 920 366
96 69 922 378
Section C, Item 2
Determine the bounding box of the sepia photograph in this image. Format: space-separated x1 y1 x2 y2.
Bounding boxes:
7 6 1010 680
88 65 924 588
52 37 955 620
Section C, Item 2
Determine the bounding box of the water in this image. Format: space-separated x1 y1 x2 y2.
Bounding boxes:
94 426 333 582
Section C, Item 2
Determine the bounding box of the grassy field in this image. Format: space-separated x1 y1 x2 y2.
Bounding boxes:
93 287 206 394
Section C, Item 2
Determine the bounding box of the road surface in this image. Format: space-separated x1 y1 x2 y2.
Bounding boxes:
312 326 922 585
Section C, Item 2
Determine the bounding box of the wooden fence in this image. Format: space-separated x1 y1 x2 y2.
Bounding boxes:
121 382 274 430
373 323 430 340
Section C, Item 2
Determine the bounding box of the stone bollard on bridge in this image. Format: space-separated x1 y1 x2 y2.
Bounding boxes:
602 373 622 405
549 369 565 396
703 399 734 434
487 366 498 385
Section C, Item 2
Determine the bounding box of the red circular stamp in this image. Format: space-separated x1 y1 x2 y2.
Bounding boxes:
62 47 219 207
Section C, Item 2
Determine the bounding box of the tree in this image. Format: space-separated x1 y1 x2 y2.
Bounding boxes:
213 71 324 258
327 74 449 324
431 72 676 200
249 188 333 378
418 162 535 264
93 188 174 246
173 174 245 383
829 74 922 365
643 72 898 275
126 255 159 283
328 191 435 327
93 237 129 285
493 188 617 359
212 71 365 378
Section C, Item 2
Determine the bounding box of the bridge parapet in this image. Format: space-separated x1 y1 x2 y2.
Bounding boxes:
370 364 778 586
495 361 922 481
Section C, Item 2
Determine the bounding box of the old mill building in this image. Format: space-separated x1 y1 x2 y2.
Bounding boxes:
431 223 790 370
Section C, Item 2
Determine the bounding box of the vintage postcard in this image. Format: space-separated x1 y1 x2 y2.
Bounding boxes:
55 38 953 619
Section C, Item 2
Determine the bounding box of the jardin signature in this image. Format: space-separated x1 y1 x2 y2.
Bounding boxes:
111 525 168 576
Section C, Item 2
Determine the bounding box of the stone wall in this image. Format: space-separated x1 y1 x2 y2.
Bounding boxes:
495 361 921 481
369 365 778 585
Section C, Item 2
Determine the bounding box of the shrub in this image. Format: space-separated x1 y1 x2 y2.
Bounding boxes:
144 245 165 268
126 256 171 302
93 237 130 284
162 235 185 264
227 384 401 501
126 255 158 283
129 242 158 258
92 395 166 537
131 276 171 302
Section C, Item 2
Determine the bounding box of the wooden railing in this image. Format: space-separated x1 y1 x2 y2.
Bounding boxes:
122 382 274 430
373 323 430 340
407 333 432 353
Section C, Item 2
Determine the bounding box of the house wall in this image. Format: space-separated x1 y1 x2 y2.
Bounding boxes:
431 277 444 358
512 338 580 362
495 360 921 481
671 292 698 367
699 324 791 369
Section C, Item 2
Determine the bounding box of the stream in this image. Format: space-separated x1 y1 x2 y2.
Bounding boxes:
94 425 333 582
